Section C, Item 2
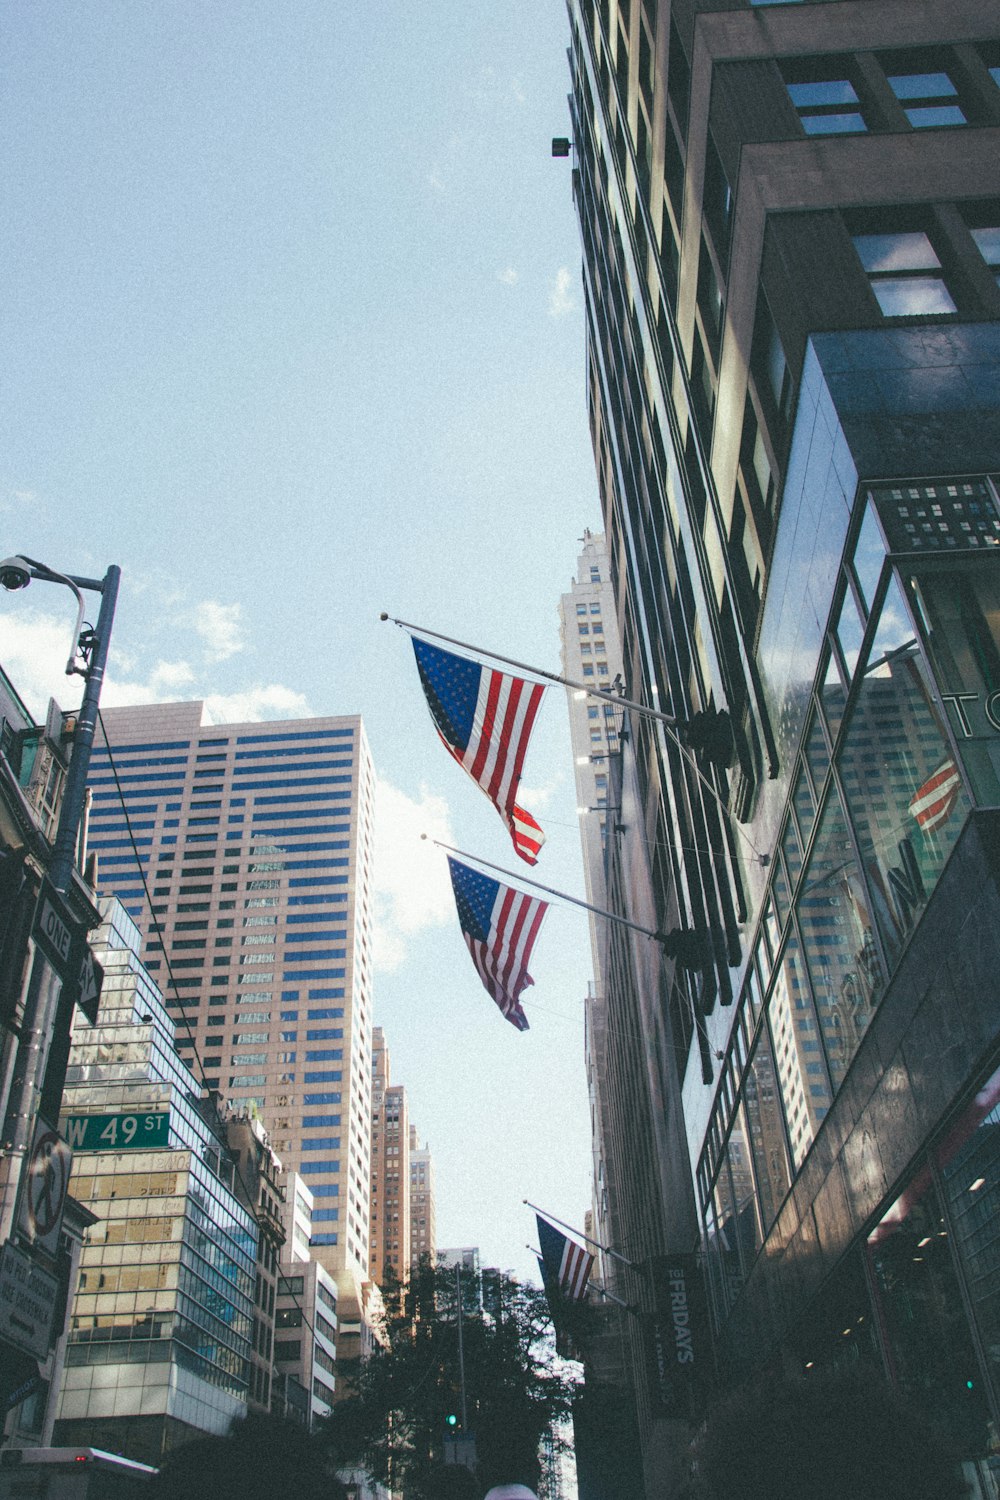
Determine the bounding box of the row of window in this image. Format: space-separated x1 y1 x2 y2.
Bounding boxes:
852 206 1000 317
783 44 1000 137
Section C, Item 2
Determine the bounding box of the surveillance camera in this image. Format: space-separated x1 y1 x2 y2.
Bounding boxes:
0 556 33 591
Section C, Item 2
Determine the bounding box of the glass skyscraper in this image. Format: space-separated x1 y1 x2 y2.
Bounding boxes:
563 0 1000 1492
87 701 375 1287
54 897 256 1463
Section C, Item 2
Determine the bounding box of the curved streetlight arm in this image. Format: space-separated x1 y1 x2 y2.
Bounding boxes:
17 556 90 676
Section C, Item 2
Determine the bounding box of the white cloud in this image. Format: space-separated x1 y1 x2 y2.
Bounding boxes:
150 659 196 690
548 266 574 319
1 488 43 517
498 266 519 286
0 607 85 717
0 606 308 726
517 773 563 813
202 684 312 724
373 779 455 972
462 66 525 111
192 600 244 662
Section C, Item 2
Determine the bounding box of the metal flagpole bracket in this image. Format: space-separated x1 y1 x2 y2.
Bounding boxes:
388 611 768 862
427 836 670 946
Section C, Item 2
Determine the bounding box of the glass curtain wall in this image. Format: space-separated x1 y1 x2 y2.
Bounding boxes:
700 477 1000 1327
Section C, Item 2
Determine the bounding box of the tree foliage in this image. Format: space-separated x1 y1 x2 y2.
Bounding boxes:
322 1261 580 1498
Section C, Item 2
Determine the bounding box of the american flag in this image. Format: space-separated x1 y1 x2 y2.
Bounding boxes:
909 758 962 833
447 857 548 1031
536 1213 594 1301
412 636 545 864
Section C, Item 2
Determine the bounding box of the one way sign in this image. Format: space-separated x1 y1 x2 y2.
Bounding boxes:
76 947 103 1025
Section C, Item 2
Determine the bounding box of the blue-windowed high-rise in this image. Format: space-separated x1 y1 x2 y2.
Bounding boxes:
87 701 376 1291
54 897 257 1462
563 0 1000 1494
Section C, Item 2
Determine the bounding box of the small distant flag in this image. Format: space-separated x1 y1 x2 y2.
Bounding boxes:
536 1214 594 1302
412 636 546 864
447 857 548 1031
909 758 962 833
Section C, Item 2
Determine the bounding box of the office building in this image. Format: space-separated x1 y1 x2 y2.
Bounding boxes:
274 1173 339 1424
369 1027 410 1288
559 536 647 1500
223 1110 285 1414
437 1247 482 1317
559 530 625 972
558 532 625 1287
563 0 1000 1491
408 1126 436 1270
88 701 376 1293
53 898 256 1464
0 668 101 1445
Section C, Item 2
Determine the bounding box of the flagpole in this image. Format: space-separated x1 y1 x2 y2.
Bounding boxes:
590 1283 643 1316
526 1247 639 1314
384 611 768 863
381 610 680 726
429 838 669 945
524 1199 649 1277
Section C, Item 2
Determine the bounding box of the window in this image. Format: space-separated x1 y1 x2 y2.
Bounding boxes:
852 230 956 316
886 68 965 128
962 201 1000 288
784 72 866 135
978 41 1000 93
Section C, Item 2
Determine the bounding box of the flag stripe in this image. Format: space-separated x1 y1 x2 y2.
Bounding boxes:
536 1213 594 1302
449 857 547 1030
909 758 961 832
414 636 546 864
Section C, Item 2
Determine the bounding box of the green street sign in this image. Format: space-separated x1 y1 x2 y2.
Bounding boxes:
61 1111 170 1152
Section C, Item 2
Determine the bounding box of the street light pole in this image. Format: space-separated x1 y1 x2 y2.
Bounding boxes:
455 1261 468 1432
46 565 120 894
0 556 120 1236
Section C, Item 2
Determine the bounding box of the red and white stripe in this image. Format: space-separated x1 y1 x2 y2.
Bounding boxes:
558 1238 595 1301
464 885 548 1031
441 666 546 864
908 758 962 833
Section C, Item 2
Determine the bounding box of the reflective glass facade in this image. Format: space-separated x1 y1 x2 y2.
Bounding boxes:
566 0 1000 1489
54 900 256 1462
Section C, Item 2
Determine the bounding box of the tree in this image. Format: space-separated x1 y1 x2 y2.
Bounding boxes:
322 1261 580 1499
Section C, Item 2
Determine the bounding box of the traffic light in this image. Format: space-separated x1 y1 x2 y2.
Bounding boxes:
445 1413 459 1429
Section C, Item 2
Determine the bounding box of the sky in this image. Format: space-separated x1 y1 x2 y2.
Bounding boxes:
2 3 603 1285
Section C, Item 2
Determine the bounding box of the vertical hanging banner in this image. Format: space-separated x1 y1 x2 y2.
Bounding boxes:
411 635 546 864
648 1253 712 1421
447 857 548 1030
